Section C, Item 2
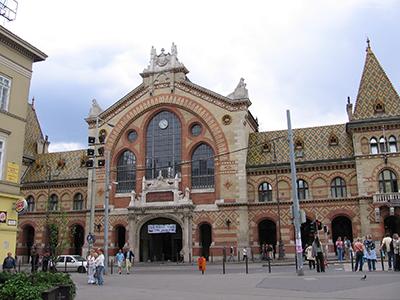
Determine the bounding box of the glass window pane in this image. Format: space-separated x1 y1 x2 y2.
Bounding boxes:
191 144 214 189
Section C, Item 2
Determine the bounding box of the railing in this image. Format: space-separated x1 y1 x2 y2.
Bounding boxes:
373 192 400 205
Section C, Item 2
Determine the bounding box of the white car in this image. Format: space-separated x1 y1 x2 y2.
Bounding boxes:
55 255 87 273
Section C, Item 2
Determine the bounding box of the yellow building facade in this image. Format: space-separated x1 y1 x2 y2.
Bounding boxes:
0 25 46 262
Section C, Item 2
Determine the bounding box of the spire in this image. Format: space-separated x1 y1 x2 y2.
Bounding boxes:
352 44 400 121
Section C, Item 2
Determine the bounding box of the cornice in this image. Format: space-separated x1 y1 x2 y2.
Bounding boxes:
21 178 88 190
0 54 32 78
0 109 26 122
128 204 195 212
346 116 400 133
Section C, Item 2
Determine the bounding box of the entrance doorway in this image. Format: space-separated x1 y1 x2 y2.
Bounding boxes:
301 218 314 248
140 218 182 262
71 224 84 255
199 223 212 260
331 216 353 251
258 219 277 255
115 226 126 250
384 216 400 236
23 225 35 263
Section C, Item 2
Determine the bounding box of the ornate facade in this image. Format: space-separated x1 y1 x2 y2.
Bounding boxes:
17 43 400 262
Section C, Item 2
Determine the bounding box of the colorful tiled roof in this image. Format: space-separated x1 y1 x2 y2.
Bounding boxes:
247 124 354 166
23 150 87 183
23 103 44 159
352 46 400 120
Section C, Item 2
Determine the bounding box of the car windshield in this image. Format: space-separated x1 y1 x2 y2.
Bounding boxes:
73 255 86 262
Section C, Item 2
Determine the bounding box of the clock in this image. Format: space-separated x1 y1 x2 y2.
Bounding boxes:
159 119 169 129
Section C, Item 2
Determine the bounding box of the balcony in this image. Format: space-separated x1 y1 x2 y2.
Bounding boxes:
373 192 400 206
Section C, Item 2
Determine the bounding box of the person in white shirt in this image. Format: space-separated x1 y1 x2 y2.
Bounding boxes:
380 233 393 270
87 250 97 284
95 248 105 285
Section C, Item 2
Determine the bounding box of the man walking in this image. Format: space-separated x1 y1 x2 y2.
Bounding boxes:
124 247 135 274
380 233 393 270
95 248 105 285
2 252 16 273
353 237 364 272
116 249 125 275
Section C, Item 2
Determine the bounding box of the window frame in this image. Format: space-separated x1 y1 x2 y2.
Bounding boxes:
0 135 5 180
0 75 11 111
258 182 273 202
388 136 397 153
73 193 84 211
27 195 35 212
48 194 59 211
296 179 309 200
116 150 136 194
379 169 398 193
370 137 378 154
191 143 215 189
330 177 347 198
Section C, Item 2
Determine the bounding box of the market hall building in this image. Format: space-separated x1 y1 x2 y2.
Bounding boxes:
17 43 400 262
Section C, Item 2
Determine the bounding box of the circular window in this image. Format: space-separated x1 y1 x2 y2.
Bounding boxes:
190 124 202 137
127 130 138 142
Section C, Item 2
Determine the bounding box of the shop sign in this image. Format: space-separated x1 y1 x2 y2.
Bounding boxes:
6 162 19 184
15 198 28 215
0 211 6 223
7 219 16 226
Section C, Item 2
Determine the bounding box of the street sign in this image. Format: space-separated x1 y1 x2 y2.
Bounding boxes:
87 233 96 244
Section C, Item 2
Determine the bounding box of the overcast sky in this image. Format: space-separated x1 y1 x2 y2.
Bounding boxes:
5 0 400 152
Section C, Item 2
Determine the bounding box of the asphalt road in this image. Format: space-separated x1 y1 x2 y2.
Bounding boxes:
70 262 400 300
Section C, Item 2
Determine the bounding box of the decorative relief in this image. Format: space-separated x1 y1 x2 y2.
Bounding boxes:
222 114 232 125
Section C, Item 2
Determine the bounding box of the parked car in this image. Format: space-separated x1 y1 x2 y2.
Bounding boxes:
55 255 87 273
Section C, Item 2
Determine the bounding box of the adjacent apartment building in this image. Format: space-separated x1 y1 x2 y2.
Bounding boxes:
0 25 46 262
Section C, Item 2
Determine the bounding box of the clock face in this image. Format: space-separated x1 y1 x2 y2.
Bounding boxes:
159 119 169 129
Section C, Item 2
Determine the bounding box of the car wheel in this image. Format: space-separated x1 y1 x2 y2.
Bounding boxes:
78 266 86 273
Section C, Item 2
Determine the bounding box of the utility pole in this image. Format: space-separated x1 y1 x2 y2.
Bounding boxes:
88 116 99 249
286 110 304 276
104 150 110 273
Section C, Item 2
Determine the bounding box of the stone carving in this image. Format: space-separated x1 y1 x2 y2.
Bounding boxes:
88 98 103 117
143 43 185 74
227 78 249 100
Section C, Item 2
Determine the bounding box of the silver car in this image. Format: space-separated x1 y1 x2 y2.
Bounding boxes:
55 255 87 273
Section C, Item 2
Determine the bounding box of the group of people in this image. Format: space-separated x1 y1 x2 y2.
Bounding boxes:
29 245 53 273
261 243 274 261
380 233 400 271
114 248 135 275
305 236 326 272
86 248 105 285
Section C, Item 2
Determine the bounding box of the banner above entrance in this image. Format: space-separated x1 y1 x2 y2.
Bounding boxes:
148 224 176 234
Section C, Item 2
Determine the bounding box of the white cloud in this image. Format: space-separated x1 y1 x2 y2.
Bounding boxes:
49 142 85 153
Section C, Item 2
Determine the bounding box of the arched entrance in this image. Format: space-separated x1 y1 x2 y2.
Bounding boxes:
140 217 182 262
115 226 126 251
384 216 400 237
71 224 84 255
301 218 314 248
332 216 353 250
199 223 212 260
258 219 277 248
23 225 35 263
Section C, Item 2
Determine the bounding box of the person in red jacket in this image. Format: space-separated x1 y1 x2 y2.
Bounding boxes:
197 256 206 274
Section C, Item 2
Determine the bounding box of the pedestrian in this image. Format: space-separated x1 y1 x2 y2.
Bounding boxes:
242 247 248 261
115 249 125 274
393 233 400 272
30 245 39 273
41 250 50 272
343 236 351 260
312 236 325 272
380 233 393 271
335 236 344 262
124 247 135 274
305 244 315 270
179 248 184 263
87 249 96 284
197 256 206 275
95 248 105 285
2 252 16 273
226 246 233 262
363 234 376 271
353 237 364 272
266 244 273 260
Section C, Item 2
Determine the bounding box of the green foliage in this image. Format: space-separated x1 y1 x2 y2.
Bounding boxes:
0 271 76 300
47 210 70 258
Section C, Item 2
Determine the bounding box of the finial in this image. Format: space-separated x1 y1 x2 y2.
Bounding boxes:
31 97 35 109
161 48 165 53
366 37 371 51
347 96 350 104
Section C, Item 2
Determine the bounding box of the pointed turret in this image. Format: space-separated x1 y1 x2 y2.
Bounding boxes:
352 40 400 120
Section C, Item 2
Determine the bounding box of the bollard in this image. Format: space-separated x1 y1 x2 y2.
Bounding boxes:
211 249 213 263
111 259 113 274
268 258 271 273
222 247 226 275
18 259 21 273
238 251 240 262
189 253 192 265
380 250 385 271
65 259 67 273
350 250 354 272
245 256 248 274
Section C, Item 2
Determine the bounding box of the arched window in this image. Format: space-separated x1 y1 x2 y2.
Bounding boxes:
73 193 84 211
48 194 58 211
258 182 272 202
297 179 309 200
388 136 397 153
331 177 346 198
146 111 181 179
370 137 378 154
116 150 136 193
27 195 35 212
191 143 215 189
379 136 387 153
379 170 398 193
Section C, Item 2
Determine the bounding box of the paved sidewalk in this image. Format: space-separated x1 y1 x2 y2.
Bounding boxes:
71 263 400 300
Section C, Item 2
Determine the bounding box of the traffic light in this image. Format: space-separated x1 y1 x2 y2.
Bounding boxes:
87 148 95 156
85 159 94 168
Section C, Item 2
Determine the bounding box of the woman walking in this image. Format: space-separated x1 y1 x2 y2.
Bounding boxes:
353 237 364 272
312 236 325 272
87 249 96 284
